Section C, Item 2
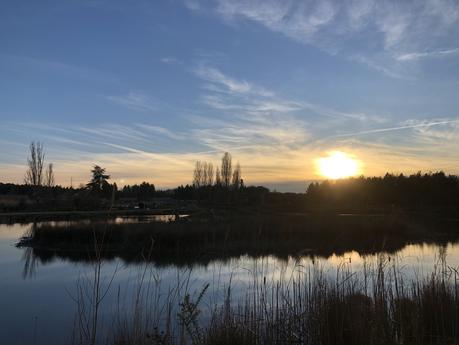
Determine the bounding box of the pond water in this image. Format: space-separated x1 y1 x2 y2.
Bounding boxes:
0 220 458 345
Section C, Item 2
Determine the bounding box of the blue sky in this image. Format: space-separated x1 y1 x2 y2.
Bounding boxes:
1 0 459 191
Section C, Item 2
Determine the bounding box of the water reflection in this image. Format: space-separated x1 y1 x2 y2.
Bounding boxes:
0 220 458 345
22 246 38 278
17 214 459 269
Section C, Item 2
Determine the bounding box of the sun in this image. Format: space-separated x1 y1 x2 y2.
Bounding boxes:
316 151 360 179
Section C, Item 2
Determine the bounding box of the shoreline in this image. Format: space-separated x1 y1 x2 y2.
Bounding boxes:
0 208 195 224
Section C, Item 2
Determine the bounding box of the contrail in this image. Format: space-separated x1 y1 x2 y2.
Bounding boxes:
334 119 459 138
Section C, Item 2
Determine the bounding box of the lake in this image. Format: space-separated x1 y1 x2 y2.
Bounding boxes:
1 218 458 345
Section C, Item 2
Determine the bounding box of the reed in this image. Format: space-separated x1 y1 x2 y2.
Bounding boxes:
73 253 459 345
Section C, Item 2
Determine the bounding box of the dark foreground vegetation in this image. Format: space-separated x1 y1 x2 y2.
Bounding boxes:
69 254 459 345
19 211 459 267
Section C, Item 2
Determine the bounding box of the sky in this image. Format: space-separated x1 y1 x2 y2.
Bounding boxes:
1 0 459 192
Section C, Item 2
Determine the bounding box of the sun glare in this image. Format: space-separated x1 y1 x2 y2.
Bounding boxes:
317 151 360 179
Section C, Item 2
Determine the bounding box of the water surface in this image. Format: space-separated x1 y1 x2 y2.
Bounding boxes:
0 220 458 345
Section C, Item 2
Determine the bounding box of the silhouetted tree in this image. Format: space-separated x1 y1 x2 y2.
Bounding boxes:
193 161 204 188
304 171 459 211
44 163 55 187
138 182 155 197
121 182 155 200
232 162 241 190
24 141 45 186
193 161 215 188
111 182 118 207
204 162 214 186
87 165 110 195
175 184 194 199
215 167 221 186
221 152 232 188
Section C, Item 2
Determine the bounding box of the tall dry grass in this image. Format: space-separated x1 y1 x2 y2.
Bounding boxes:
72 252 459 345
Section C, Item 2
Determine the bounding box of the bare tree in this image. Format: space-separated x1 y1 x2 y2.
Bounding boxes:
44 163 55 187
232 162 241 190
220 152 232 188
204 162 214 186
24 141 45 186
193 161 215 187
192 153 240 190
202 162 208 187
193 161 204 188
215 167 221 186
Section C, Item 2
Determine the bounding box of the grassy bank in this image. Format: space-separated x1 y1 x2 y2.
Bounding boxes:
71 254 459 345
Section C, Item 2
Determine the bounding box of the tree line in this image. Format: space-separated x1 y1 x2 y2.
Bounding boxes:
192 152 242 189
305 172 459 211
175 152 247 203
2 141 459 213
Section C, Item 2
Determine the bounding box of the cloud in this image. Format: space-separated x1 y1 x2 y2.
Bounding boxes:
350 54 411 80
77 124 151 144
215 0 336 43
396 48 459 61
184 0 201 11
136 124 185 141
188 64 395 180
186 0 459 77
3 66 458 190
107 91 157 112
0 53 121 85
0 122 202 187
4 114 459 189
189 67 311 153
401 118 459 143
209 0 459 51
160 57 180 64
331 118 459 138
194 64 385 122
194 65 253 94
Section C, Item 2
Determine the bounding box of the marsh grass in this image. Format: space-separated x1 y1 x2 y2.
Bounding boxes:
72 253 459 345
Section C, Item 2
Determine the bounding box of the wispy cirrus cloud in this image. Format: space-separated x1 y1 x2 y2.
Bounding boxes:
187 63 394 178
402 118 459 143
351 54 410 80
194 65 254 94
190 65 459 179
396 48 459 61
214 0 336 44
136 124 185 141
0 121 199 187
189 66 310 153
2 65 458 189
0 53 121 85
107 91 157 112
331 118 459 138
193 64 385 122
208 0 459 53
185 0 459 77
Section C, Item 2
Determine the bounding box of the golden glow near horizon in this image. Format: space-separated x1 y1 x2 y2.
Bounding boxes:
317 151 360 179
